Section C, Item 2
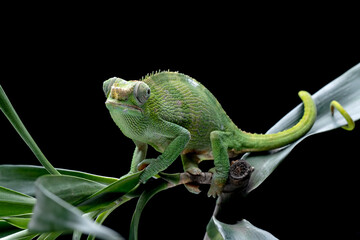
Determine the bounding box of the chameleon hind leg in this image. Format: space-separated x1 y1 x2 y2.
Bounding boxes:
208 130 232 198
181 153 202 194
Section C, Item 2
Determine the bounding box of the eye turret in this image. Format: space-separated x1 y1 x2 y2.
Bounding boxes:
103 77 117 97
134 82 151 105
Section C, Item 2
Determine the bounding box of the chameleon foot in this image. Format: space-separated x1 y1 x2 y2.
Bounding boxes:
184 183 201 194
207 181 225 198
207 167 226 198
183 167 203 194
330 100 355 131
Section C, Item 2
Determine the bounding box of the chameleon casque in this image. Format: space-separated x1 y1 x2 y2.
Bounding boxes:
103 71 317 197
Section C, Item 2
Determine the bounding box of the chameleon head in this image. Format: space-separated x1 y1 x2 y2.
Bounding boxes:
103 77 151 116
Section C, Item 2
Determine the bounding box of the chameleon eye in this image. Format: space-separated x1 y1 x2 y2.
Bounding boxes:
134 82 151 105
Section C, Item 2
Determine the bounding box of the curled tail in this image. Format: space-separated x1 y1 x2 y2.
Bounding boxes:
239 91 317 152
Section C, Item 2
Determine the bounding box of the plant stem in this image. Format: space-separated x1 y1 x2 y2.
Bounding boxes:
0 85 60 175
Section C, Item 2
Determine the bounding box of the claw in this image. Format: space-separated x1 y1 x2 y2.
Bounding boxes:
330 100 355 131
207 179 225 198
207 183 223 198
207 168 227 198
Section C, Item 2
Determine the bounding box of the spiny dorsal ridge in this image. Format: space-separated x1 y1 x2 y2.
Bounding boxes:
140 69 178 81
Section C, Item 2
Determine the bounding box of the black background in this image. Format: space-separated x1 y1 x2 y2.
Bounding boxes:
1 5 360 240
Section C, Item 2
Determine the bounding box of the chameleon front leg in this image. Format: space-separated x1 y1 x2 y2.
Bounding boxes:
138 121 191 184
118 140 147 180
129 140 148 173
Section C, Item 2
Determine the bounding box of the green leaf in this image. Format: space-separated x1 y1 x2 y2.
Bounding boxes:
76 172 141 212
0 215 31 229
0 220 21 238
205 217 224 240
0 186 36 217
35 175 107 207
0 229 38 240
72 211 101 240
206 217 278 240
0 165 117 197
0 85 59 175
86 203 127 240
28 178 123 240
36 232 63 240
129 181 168 240
243 63 360 193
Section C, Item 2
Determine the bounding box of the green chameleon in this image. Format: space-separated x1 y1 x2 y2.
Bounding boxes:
103 71 317 197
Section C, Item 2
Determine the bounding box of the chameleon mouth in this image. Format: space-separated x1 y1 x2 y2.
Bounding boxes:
105 100 143 113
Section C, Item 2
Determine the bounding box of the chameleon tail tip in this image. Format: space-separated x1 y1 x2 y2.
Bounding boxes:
330 100 355 131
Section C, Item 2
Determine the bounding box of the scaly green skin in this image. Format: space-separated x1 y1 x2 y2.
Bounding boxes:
103 71 317 197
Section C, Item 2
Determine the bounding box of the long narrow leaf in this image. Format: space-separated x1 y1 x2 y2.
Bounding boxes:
86 203 126 240
0 220 21 238
35 175 107 207
28 178 123 240
0 165 117 197
72 211 102 240
36 232 63 240
0 85 59 175
76 172 141 212
0 215 31 229
0 187 36 217
0 229 38 240
243 63 360 193
129 181 168 240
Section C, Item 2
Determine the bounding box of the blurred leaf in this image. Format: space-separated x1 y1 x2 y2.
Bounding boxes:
0 186 36 217
86 203 126 240
0 229 38 240
72 211 102 240
243 63 360 193
206 217 278 240
0 85 59 175
0 165 117 197
129 181 168 240
28 178 123 240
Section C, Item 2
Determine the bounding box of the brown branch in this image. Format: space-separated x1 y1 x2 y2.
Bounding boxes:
160 159 255 224
176 159 254 193
179 171 213 185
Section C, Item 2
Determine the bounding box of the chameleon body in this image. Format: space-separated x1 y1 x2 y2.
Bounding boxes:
103 71 317 197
